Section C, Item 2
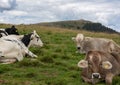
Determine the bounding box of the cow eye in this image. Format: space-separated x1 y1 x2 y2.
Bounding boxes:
36 36 39 39
88 63 92 67
30 37 34 40
35 35 39 38
36 36 39 41
100 63 102 67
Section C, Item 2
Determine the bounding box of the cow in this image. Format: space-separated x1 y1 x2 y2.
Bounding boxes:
0 30 43 64
1 35 24 41
0 25 19 38
1 30 43 48
72 33 120 54
78 51 120 85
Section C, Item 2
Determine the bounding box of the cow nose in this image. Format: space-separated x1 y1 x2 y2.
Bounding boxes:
92 73 100 79
77 47 81 50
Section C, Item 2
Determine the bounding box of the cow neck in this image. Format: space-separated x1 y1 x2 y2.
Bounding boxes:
21 33 33 47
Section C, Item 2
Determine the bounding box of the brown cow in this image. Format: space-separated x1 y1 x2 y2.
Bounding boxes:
78 51 120 85
72 33 120 54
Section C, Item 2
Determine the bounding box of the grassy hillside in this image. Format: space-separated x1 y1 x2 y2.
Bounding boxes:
0 24 120 85
37 19 119 34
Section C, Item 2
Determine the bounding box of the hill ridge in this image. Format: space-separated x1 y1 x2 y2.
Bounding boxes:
37 19 119 34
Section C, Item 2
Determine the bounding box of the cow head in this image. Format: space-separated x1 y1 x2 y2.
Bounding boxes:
29 30 43 47
21 30 43 48
72 33 84 52
78 51 113 83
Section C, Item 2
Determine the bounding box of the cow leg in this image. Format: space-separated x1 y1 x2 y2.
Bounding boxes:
0 57 17 64
105 73 114 85
21 45 38 58
27 50 38 58
16 51 24 61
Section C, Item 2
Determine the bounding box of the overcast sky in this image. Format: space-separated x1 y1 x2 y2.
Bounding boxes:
0 0 120 32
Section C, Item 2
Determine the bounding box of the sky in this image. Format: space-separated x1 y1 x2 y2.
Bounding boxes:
0 0 120 32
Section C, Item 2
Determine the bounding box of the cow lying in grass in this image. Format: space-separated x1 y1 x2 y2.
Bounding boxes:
1 30 43 48
0 25 19 37
78 51 120 85
72 33 120 54
0 30 43 64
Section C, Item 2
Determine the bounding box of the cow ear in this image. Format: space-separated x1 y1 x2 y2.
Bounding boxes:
72 37 75 41
30 33 34 40
79 34 84 41
30 36 34 40
78 60 88 68
108 41 115 52
102 61 112 69
33 30 36 34
31 30 36 37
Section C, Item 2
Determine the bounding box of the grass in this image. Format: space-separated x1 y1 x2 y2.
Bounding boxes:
0 24 120 85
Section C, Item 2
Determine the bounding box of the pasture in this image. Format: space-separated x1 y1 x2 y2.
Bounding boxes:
0 24 120 85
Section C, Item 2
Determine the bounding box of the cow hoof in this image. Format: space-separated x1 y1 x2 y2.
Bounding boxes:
34 55 38 58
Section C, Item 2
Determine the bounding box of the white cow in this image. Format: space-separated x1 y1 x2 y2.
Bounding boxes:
1 30 43 48
72 33 120 54
1 35 24 41
0 30 43 64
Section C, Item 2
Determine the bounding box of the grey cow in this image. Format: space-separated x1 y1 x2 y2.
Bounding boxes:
72 33 120 54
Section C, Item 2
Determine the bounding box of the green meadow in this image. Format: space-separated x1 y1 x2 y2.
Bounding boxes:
0 24 120 85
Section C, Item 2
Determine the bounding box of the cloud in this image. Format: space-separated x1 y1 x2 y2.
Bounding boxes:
0 0 120 32
0 0 17 12
3 10 28 16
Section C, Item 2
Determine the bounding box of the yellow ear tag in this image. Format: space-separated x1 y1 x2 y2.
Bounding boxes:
105 64 108 69
103 64 109 69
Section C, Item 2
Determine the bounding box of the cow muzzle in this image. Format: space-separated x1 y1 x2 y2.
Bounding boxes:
77 47 81 50
92 73 101 79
